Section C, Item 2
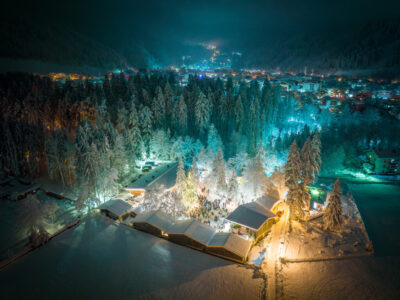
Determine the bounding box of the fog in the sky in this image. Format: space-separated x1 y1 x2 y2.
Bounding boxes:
3 0 400 57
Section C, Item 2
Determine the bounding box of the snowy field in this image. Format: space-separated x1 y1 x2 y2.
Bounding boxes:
0 214 264 299
0 190 77 261
349 183 400 256
283 192 372 260
280 256 400 299
0 201 24 260
279 182 400 299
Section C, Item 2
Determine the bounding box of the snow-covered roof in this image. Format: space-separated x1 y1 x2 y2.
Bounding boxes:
99 199 133 217
256 194 279 210
134 210 174 232
207 232 252 259
133 212 252 261
226 200 276 231
167 219 194 233
207 232 230 246
220 234 252 258
184 221 216 245
167 220 215 244
126 162 178 191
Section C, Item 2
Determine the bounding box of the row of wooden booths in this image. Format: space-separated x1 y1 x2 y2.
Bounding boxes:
133 210 253 263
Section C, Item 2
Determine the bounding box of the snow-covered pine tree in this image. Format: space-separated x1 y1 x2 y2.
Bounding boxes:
140 106 153 157
100 136 112 170
18 194 49 247
324 178 343 231
300 137 319 186
86 142 101 195
182 171 198 213
126 100 143 159
284 141 301 191
149 129 171 160
115 105 128 135
195 91 210 136
176 157 186 198
247 98 260 155
311 131 322 176
207 124 223 154
253 144 267 197
227 175 239 203
111 133 128 179
191 156 200 186
284 141 303 220
206 153 219 193
233 95 244 132
176 94 188 135
216 148 227 193
152 86 166 129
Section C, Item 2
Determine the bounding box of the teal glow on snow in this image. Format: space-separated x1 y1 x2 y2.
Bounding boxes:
311 189 320 196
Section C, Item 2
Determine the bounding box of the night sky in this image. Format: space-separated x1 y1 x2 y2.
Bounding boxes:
4 0 400 49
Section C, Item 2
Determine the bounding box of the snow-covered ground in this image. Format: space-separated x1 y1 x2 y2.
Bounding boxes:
278 182 400 299
0 189 77 261
280 256 400 299
349 183 400 256
283 193 372 260
0 214 264 299
248 181 400 299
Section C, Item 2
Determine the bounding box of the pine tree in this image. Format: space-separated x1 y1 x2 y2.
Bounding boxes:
300 137 319 186
140 106 153 157
253 144 267 196
284 141 301 191
284 141 304 220
177 95 188 134
176 157 186 198
111 134 128 179
86 143 100 193
324 178 343 231
311 131 322 176
100 136 112 170
242 144 267 199
207 124 223 154
126 101 143 159
191 156 200 186
216 148 227 193
248 98 260 155
233 95 244 132
195 91 210 136
18 195 49 247
227 175 239 203
115 106 128 134
152 86 166 129
182 171 199 213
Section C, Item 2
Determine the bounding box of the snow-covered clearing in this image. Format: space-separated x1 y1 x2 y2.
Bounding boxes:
0 214 265 299
274 182 400 299
284 195 372 261
349 183 400 256
0 189 77 261
280 256 400 299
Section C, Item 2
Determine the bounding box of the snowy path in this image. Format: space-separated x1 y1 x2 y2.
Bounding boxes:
263 204 289 300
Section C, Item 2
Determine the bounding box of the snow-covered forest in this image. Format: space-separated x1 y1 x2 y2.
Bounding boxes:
1 72 400 207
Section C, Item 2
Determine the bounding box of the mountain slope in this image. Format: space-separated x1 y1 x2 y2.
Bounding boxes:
243 19 400 76
0 19 128 71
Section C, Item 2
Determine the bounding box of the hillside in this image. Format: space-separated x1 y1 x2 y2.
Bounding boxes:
0 19 128 72
0 18 399 76
242 19 400 76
